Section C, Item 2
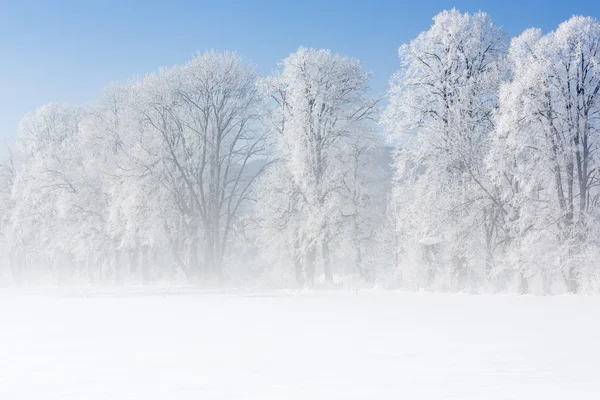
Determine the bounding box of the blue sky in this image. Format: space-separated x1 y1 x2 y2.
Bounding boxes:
1 0 599 141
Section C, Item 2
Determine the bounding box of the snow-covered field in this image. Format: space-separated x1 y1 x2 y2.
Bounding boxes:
1 290 598 399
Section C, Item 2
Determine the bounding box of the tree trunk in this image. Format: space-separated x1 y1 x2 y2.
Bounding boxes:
305 243 317 287
114 248 122 285
566 266 579 294
128 247 138 276
188 235 199 280
203 233 213 279
8 249 21 285
322 236 332 284
141 246 150 283
519 271 528 294
293 238 304 286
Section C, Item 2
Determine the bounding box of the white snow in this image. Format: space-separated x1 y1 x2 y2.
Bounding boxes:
1 290 598 399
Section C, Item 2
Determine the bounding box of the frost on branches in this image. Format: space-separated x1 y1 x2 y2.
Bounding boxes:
255 48 382 287
490 17 600 293
384 11 600 294
383 10 508 291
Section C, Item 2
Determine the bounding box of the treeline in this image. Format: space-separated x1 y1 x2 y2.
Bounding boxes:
1 10 599 294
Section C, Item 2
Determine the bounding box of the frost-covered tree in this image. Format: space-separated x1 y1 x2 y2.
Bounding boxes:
10 104 86 282
256 47 379 286
489 16 600 293
127 52 268 280
383 10 508 290
83 84 158 283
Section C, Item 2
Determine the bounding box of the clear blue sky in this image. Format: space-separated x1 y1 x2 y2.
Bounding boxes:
1 0 599 142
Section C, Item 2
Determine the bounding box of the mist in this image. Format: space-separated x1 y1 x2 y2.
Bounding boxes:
1 6 600 399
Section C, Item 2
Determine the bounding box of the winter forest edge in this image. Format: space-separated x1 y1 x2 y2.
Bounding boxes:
2 9 600 295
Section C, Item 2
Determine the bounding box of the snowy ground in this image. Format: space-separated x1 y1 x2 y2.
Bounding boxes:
1 289 598 399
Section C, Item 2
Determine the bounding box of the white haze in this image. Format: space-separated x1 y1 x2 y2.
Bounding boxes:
1 9 600 398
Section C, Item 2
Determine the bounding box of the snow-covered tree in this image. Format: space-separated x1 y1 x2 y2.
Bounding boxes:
383 9 508 290
127 52 268 280
10 104 86 282
489 16 600 293
256 47 379 286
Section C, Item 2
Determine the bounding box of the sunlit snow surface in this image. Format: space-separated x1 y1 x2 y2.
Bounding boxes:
1 289 598 399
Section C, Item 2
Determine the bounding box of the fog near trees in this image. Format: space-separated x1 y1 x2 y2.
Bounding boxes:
1 10 600 294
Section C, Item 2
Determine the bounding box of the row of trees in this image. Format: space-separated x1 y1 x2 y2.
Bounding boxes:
4 53 269 284
1 10 599 293
0 49 388 287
